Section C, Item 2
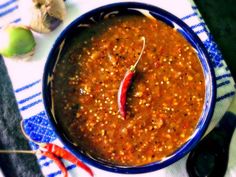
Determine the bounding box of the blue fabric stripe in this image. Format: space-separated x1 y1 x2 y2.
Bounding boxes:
38 156 47 162
67 164 76 170
216 73 232 80
47 170 61 177
0 18 21 29
18 92 41 105
181 12 198 20
0 0 16 9
190 22 205 29
40 157 63 167
0 5 18 17
41 160 53 167
216 91 235 102
11 17 21 23
19 99 42 111
216 80 230 88
15 80 41 93
192 6 198 10
47 164 76 177
195 28 208 34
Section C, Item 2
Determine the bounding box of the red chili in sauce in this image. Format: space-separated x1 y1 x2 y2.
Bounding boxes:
118 37 145 119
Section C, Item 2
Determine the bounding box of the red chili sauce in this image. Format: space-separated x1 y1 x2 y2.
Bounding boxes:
52 14 205 166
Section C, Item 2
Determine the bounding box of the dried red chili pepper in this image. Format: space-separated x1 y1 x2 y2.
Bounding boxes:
41 143 94 177
118 37 146 119
20 120 94 176
0 121 94 177
39 150 68 177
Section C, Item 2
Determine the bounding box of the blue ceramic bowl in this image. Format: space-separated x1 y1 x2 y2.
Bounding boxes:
42 2 216 174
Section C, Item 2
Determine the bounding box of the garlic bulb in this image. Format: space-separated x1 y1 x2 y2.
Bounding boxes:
19 0 66 33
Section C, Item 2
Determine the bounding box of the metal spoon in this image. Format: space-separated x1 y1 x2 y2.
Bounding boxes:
186 95 236 177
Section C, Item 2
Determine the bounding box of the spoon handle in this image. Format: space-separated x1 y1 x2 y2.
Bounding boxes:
186 111 236 177
212 112 236 145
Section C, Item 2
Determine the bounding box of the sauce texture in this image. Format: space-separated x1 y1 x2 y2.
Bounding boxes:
53 15 205 166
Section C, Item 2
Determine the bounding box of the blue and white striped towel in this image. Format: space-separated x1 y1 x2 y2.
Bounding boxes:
1 0 236 176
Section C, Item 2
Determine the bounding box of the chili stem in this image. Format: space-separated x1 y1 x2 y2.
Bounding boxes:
130 36 146 71
118 36 146 119
0 150 36 154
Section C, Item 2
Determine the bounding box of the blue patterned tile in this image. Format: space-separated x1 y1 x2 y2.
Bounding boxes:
22 111 57 143
45 129 54 136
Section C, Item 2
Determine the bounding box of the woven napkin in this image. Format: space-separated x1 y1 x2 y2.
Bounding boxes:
0 0 235 176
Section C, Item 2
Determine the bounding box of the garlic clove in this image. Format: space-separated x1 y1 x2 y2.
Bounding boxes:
20 0 66 33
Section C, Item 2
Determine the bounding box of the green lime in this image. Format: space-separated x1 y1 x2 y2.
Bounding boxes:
0 26 36 58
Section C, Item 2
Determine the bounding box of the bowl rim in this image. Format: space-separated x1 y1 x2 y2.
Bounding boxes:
42 1 216 174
